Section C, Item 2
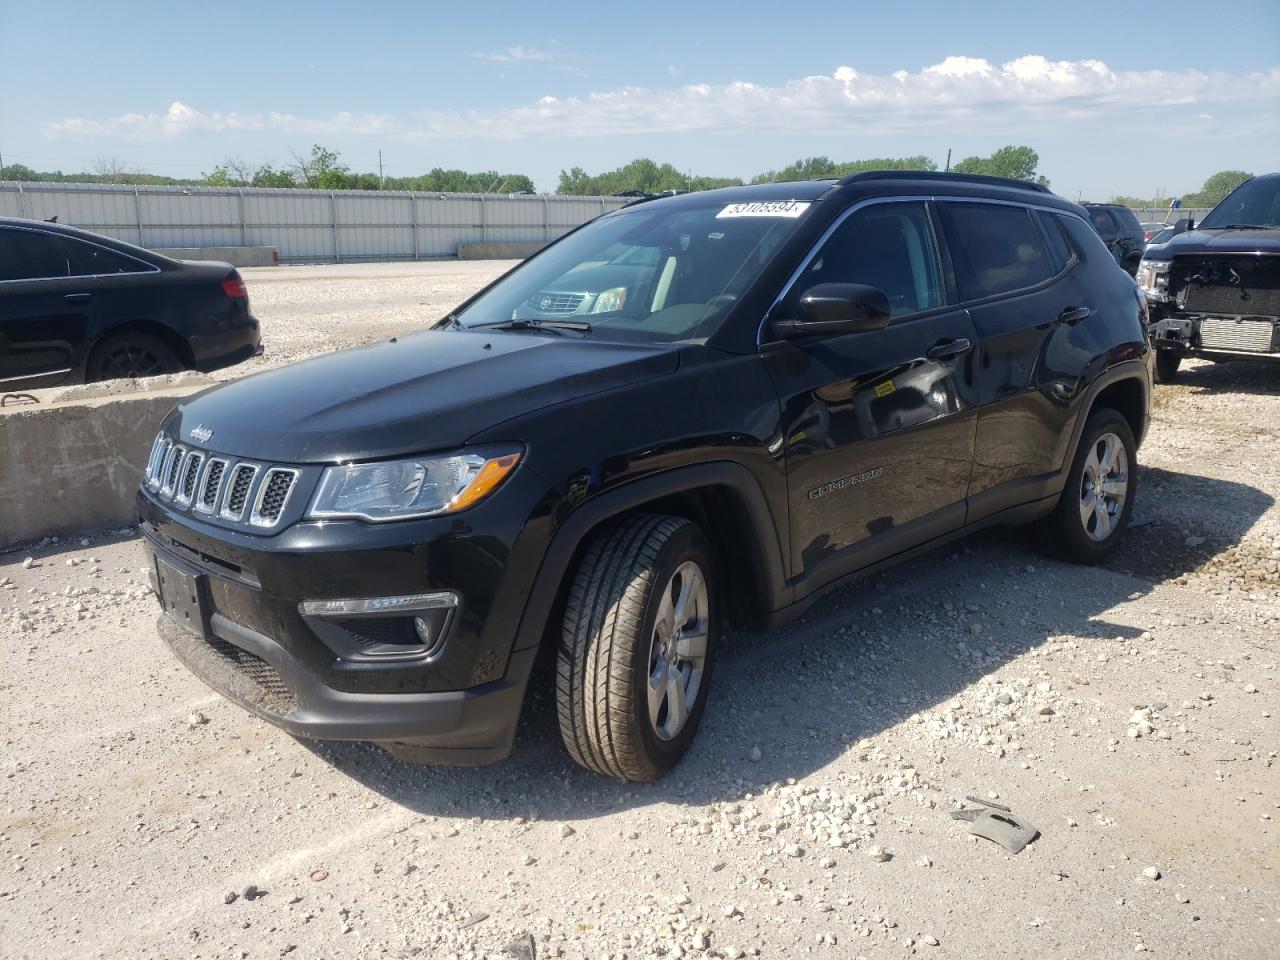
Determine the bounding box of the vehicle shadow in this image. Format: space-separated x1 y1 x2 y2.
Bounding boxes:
1165 358 1280 396
311 465 1273 821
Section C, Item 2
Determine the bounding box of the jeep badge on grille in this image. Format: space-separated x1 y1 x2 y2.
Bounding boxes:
189 424 214 444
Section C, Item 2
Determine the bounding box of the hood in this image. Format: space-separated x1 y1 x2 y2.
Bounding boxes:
167 330 680 463
1147 227 1280 258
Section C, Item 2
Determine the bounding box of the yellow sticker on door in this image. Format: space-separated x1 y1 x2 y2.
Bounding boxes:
874 380 896 398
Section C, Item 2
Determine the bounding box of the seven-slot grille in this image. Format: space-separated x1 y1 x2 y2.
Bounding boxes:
143 433 301 530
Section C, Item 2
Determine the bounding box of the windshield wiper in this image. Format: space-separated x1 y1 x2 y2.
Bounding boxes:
471 318 593 335
1216 223 1271 230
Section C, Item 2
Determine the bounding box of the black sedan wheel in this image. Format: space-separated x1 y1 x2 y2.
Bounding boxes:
87 331 181 382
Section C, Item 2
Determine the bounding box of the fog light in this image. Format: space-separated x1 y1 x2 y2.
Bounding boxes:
298 592 459 662
413 616 434 646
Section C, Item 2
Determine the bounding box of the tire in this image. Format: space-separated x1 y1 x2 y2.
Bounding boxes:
1153 350 1181 384
1042 408 1138 564
556 514 717 782
86 330 182 382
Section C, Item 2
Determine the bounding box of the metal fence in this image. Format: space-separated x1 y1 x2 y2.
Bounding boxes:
0 181 632 263
1130 207 1213 224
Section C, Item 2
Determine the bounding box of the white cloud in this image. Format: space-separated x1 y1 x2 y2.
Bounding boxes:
41 56 1279 143
470 46 554 63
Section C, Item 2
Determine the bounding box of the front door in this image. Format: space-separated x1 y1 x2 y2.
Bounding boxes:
761 200 979 595
0 227 89 388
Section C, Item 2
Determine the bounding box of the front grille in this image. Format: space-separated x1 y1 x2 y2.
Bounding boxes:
176 453 203 506
144 435 305 531
1184 283 1280 318
196 459 227 513
161 445 186 498
206 636 296 714
250 469 298 527
1200 318 1278 353
221 464 257 519
530 292 585 314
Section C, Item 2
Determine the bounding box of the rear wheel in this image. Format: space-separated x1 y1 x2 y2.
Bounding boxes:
1042 408 1137 564
1153 350 1181 384
556 514 717 782
87 331 181 382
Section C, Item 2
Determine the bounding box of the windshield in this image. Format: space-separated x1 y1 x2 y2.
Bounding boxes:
450 199 813 341
1198 177 1280 229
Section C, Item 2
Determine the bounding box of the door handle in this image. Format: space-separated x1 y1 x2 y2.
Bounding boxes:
64 293 92 304
1057 305 1091 325
926 337 972 361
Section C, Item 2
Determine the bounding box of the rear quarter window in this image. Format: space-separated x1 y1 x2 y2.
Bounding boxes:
64 238 151 276
1111 206 1143 236
939 203 1054 301
1087 207 1115 236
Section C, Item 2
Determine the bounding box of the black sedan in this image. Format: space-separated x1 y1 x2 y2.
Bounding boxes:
0 217 261 389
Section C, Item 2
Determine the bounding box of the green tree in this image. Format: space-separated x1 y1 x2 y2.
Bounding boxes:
951 146 1049 187
1182 170 1252 208
251 166 297 188
0 162 41 181
752 155 937 184
557 158 741 196
290 145 350 189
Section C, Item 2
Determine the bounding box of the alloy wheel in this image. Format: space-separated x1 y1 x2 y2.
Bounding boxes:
1078 431 1129 542
646 560 709 741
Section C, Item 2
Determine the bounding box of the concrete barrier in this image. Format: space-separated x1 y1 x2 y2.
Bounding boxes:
154 246 279 267
457 241 546 261
0 374 214 548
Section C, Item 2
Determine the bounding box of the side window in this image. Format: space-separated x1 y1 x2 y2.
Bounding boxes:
796 201 944 318
1037 211 1074 273
64 238 148 276
1087 207 1115 236
939 203 1054 301
1060 214 1115 264
0 228 73 281
1113 206 1142 237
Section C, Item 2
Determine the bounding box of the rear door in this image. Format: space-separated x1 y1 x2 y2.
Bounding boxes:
0 227 89 388
936 201 1092 521
762 200 979 592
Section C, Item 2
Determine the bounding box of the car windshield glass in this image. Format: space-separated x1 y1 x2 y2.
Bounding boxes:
1198 177 1280 229
450 199 813 342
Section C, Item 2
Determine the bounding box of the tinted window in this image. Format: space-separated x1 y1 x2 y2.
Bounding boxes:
796 202 944 317
0 228 73 281
1111 206 1142 235
940 203 1053 300
1060 215 1115 264
64 238 149 276
1198 176 1280 229
1087 207 1115 236
1037 212 1074 272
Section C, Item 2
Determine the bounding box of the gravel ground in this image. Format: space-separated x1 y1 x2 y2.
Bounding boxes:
1 265 1278 959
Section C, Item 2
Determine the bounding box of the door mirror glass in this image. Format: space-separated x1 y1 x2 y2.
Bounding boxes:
771 282 891 338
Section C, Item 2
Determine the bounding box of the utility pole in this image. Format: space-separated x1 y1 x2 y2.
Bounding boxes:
378 150 384 190
944 148 951 173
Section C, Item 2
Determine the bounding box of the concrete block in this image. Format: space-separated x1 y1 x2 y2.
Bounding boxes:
155 246 279 267
457 241 546 261
0 374 215 548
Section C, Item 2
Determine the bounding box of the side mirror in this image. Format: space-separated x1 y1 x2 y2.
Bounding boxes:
770 283 891 339
1172 218 1194 235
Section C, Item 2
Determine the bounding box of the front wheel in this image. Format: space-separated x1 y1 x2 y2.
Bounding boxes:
556 514 717 781
1042 409 1137 564
1153 350 1181 383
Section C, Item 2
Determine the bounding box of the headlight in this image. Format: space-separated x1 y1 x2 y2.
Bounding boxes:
591 287 627 313
307 449 521 522
1135 260 1170 302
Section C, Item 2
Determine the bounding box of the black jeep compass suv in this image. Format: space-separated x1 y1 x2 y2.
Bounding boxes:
139 172 1152 782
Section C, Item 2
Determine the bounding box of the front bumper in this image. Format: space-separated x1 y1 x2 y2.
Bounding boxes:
156 606 535 764
1149 309 1280 363
138 464 554 764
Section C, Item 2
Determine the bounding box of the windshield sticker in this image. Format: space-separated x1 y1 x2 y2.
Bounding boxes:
716 201 810 219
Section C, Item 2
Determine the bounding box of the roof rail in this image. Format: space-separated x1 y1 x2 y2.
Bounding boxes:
838 170 1052 194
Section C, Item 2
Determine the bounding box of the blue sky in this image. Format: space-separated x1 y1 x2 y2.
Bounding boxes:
1 0 1277 199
